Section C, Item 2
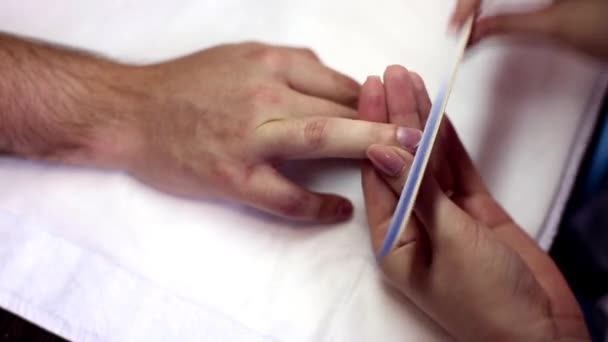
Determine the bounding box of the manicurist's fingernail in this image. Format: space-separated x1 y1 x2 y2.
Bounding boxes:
367 146 407 177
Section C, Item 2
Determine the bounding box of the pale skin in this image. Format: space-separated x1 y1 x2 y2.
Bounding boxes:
0 33 421 222
359 66 590 341
451 0 608 60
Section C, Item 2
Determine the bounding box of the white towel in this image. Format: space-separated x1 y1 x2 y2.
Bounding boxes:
0 0 605 341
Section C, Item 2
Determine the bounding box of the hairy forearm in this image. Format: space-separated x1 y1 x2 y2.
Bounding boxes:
0 32 143 168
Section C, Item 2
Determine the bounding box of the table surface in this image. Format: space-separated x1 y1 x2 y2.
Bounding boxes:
0 1 606 341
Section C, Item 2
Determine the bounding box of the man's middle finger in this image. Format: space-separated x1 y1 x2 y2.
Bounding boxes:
284 90 359 119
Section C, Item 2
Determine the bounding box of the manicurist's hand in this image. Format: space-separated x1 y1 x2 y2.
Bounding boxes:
359 65 589 341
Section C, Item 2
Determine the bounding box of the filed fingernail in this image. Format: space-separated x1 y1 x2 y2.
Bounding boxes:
396 127 422 149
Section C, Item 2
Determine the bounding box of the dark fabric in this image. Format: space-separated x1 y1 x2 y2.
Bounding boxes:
0 309 66 342
551 88 608 342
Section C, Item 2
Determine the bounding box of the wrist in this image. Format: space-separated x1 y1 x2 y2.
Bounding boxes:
31 63 146 171
38 62 151 172
0 33 151 171
0 34 146 170
70 65 149 171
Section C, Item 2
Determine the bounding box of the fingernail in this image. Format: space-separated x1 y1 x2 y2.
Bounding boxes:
396 127 422 149
336 200 353 218
368 147 406 177
365 75 381 84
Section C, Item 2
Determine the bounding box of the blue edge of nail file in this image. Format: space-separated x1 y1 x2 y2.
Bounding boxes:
378 17 474 259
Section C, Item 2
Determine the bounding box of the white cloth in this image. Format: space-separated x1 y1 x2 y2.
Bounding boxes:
0 0 606 341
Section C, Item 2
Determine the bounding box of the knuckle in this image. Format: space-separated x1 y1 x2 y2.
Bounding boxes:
303 118 330 150
209 161 240 189
248 46 286 71
296 47 319 60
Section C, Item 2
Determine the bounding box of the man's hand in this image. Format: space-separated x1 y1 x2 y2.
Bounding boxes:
359 66 589 341
124 43 420 222
0 34 421 222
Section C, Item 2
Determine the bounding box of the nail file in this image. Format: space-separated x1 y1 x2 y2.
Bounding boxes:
378 17 474 259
